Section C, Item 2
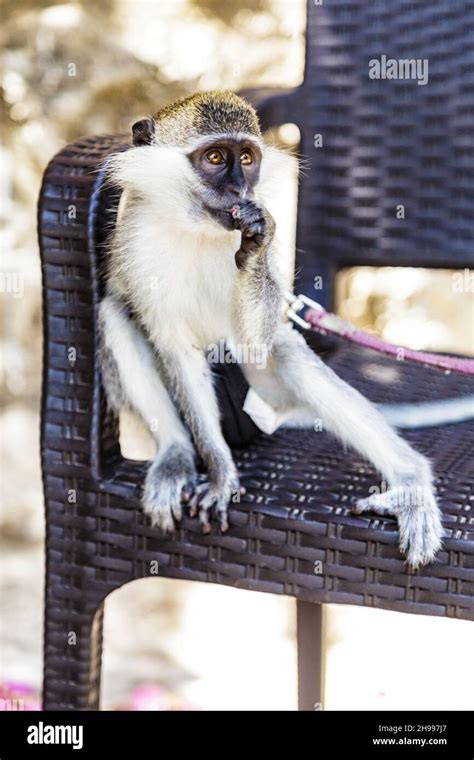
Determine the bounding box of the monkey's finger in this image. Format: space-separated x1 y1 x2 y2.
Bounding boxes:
219 512 229 533
235 248 249 269
239 199 264 217
237 212 263 230
242 220 265 236
189 482 207 516
194 483 223 523
181 488 192 503
242 210 260 224
199 488 219 510
199 508 212 534
228 477 244 495
239 241 263 260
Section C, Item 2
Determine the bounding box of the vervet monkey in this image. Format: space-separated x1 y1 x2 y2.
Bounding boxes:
99 90 443 568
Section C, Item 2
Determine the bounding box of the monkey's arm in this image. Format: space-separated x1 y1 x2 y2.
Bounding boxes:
232 200 285 347
155 341 241 531
99 295 198 531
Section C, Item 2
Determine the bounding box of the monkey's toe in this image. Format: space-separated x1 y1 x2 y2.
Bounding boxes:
142 485 182 532
144 499 176 533
191 474 243 533
398 496 444 569
354 484 443 569
142 445 197 532
199 508 212 534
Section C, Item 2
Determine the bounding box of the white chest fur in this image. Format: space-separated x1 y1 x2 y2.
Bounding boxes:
115 199 241 351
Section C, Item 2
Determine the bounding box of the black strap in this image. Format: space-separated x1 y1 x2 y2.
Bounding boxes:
212 361 260 447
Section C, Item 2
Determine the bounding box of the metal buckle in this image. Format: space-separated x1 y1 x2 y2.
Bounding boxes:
284 291 324 329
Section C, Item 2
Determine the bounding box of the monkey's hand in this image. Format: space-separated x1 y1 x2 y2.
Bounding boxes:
231 200 276 270
190 457 244 533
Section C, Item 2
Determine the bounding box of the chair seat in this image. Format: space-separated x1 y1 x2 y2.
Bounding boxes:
99 344 474 621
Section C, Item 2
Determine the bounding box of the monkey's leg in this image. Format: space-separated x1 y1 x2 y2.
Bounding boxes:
156 344 241 532
99 296 197 531
244 324 443 568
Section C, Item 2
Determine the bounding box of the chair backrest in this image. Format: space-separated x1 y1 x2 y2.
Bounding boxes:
290 0 474 307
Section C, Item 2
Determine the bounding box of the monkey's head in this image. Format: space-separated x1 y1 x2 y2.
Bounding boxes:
131 91 263 228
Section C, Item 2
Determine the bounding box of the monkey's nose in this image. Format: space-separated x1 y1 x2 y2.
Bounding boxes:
227 184 247 198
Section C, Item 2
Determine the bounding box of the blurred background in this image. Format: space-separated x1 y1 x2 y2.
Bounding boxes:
1 0 473 711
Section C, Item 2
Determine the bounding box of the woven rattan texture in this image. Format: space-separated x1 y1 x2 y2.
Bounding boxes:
292 0 474 303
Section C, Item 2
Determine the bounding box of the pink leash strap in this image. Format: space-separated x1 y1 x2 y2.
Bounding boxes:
285 293 474 377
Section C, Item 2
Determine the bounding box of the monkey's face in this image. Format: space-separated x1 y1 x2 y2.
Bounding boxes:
187 137 262 228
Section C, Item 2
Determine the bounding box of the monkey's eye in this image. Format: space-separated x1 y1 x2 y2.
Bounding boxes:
205 148 224 165
240 149 253 166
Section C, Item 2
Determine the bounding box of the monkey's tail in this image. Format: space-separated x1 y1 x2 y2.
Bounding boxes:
378 396 474 429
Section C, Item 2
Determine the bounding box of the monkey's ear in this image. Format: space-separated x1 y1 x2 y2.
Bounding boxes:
132 117 156 146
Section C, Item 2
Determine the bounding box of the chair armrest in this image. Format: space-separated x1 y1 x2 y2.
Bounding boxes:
38 134 130 484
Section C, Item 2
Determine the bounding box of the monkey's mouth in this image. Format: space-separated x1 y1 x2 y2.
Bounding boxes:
203 203 236 231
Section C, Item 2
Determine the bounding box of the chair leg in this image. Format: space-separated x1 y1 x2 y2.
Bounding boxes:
43 595 105 711
296 600 325 710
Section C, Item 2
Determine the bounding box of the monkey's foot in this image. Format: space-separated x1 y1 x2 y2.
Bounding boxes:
354 482 443 569
189 476 245 534
142 443 197 532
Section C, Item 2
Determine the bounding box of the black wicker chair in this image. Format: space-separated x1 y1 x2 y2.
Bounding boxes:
38 0 474 711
